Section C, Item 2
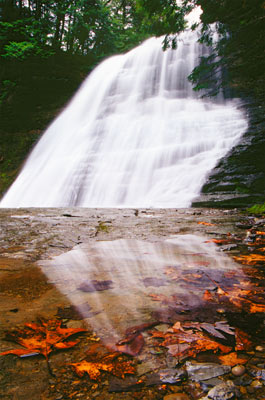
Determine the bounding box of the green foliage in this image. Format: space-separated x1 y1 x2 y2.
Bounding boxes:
3 41 36 59
188 0 265 99
247 203 265 215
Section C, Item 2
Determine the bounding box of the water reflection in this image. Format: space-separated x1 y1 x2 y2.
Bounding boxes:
40 235 242 342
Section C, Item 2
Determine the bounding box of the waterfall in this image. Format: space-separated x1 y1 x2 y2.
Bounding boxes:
0 30 247 208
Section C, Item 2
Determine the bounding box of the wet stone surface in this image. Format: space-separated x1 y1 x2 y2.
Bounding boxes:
0 207 264 399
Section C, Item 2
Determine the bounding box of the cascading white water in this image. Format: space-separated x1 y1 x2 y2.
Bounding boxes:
0 30 247 208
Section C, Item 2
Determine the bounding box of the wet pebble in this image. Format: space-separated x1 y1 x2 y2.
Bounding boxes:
159 368 186 384
231 365 246 376
236 222 253 229
163 394 190 400
220 244 238 251
233 375 252 386
200 378 223 392
201 381 236 400
247 386 255 394
186 361 231 381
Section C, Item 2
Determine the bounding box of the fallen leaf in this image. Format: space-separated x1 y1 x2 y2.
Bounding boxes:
219 352 248 366
200 323 227 340
0 319 86 361
71 360 113 380
111 334 144 356
149 293 168 302
205 239 229 244
164 266 180 280
183 321 235 339
150 327 232 362
165 332 232 360
142 277 167 287
248 238 265 246
203 290 214 301
235 328 252 351
249 303 265 313
171 321 183 332
214 321 235 336
71 351 135 380
259 247 265 252
78 280 113 292
233 254 265 265
198 221 216 226
116 321 158 347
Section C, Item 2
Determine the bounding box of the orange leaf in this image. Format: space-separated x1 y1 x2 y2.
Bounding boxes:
0 348 40 357
0 319 86 361
71 361 112 380
203 290 214 301
154 327 232 361
205 239 229 244
198 221 216 226
250 303 265 313
71 356 135 380
219 352 248 366
148 293 168 302
233 254 265 265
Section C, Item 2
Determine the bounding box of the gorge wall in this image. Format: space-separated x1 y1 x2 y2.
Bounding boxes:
193 98 265 208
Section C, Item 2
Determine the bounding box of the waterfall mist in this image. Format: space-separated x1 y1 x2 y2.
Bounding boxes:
0 30 247 208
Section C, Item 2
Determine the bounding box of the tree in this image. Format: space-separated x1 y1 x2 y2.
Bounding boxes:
188 0 265 98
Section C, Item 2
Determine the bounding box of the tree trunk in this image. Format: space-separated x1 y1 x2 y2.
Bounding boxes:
59 15 65 47
53 14 61 48
18 0 23 14
35 0 42 19
68 11 76 53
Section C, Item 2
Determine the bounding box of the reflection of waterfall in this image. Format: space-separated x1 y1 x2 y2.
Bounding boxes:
40 235 241 342
0 31 247 208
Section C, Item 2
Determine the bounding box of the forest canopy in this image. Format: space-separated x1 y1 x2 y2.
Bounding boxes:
1 1 264 100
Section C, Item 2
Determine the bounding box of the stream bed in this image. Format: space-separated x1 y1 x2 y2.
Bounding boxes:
0 208 264 399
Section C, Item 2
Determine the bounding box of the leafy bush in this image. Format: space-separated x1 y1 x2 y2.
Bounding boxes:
2 41 36 60
247 203 265 215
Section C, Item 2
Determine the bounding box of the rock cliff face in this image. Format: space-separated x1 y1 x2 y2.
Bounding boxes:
192 98 265 208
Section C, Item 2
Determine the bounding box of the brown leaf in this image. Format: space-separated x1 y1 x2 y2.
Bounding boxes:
142 277 167 287
78 280 113 292
165 333 232 359
200 323 226 340
116 321 158 346
150 328 232 361
219 352 248 366
0 319 86 360
110 334 144 356
235 328 252 351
